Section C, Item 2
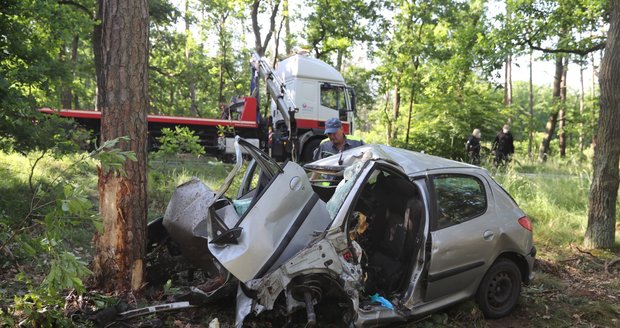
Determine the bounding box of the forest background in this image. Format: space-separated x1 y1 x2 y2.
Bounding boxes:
1 0 618 327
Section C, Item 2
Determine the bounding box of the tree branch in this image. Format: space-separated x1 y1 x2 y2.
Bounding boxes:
149 65 177 78
261 0 282 55
527 39 606 56
57 0 94 19
251 0 263 55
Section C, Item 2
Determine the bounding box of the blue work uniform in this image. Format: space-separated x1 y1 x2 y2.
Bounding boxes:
313 136 365 161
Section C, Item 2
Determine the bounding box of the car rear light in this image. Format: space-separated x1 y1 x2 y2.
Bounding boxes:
518 216 532 231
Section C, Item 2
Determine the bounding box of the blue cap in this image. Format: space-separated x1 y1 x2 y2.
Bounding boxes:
324 118 342 134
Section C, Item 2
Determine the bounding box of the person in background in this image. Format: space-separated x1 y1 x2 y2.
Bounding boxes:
492 124 514 166
466 128 482 165
314 117 364 161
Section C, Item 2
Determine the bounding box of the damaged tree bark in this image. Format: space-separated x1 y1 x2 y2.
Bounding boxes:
92 0 149 294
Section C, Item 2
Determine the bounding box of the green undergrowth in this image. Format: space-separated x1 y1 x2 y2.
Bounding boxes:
2 149 619 327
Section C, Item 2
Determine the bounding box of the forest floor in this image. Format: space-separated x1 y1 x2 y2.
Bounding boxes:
1 152 619 327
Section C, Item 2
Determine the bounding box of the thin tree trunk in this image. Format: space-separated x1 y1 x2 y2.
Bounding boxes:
283 0 291 54
337 49 344 72
504 55 513 106
92 0 149 294
185 0 197 116
218 14 228 104
579 61 585 151
273 11 285 67
528 51 534 157
538 55 564 162
392 81 401 142
591 51 597 147
585 1 620 249
71 35 80 109
383 94 392 145
93 0 104 111
251 0 281 57
559 57 568 157
405 83 415 144
60 45 73 109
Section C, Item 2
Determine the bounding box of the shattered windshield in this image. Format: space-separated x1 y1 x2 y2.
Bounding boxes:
325 152 372 219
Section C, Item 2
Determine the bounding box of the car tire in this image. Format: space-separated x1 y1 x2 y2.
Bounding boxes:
476 258 522 319
302 138 322 163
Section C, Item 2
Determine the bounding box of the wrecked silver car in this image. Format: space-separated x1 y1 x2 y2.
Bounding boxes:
150 136 536 327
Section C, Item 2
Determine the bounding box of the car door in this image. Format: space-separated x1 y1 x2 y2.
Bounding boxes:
424 171 498 301
206 137 332 283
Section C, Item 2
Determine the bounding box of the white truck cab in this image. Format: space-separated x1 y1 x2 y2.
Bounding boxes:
270 53 356 161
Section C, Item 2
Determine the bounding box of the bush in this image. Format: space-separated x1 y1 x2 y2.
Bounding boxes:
155 126 205 157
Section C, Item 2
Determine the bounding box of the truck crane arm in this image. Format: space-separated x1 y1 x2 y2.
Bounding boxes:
251 53 298 141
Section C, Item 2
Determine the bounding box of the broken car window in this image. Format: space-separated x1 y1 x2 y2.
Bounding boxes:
325 154 370 219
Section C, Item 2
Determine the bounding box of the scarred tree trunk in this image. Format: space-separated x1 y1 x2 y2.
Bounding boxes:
92 0 149 294
538 55 564 162
585 1 620 249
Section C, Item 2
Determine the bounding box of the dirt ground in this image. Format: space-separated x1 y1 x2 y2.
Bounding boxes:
2 246 619 327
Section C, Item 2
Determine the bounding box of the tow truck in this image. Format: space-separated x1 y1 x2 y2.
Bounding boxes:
38 52 356 162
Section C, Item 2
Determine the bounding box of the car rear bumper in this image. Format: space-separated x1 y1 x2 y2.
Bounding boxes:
525 246 536 283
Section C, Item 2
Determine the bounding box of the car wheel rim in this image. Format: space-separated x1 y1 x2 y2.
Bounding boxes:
487 271 513 307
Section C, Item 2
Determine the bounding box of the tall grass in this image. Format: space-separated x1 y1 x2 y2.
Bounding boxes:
147 155 235 219
490 153 607 252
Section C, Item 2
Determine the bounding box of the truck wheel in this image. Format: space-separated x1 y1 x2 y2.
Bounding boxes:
302 139 321 163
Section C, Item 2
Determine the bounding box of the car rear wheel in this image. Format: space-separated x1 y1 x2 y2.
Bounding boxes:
476 259 522 318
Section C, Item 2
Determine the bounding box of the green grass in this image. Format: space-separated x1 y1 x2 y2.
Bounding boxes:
491 155 620 247
2 149 619 327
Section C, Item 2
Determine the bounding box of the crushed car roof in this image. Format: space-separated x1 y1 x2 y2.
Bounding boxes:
306 144 476 175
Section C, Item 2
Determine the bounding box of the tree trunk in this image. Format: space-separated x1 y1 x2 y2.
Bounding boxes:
585 1 620 249
528 51 534 157
283 0 291 54
591 51 597 147
71 35 80 109
185 0 198 116
405 83 415 144
504 54 512 106
60 45 73 109
92 0 149 294
218 14 228 104
559 57 568 157
391 82 400 142
93 0 104 111
579 61 585 151
251 0 281 57
538 55 564 162
337 49 344 72
383 94 392 145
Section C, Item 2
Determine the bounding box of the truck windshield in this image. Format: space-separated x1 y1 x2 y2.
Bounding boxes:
320 83 349 121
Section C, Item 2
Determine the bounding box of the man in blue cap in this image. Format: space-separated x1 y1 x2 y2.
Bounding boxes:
314 117 364 161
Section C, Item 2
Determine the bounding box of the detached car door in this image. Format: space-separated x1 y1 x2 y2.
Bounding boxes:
424 171 498 301
207 137 332 283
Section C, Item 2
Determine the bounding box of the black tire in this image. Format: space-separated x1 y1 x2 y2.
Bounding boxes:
302 138 322 163
476 259 522 318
